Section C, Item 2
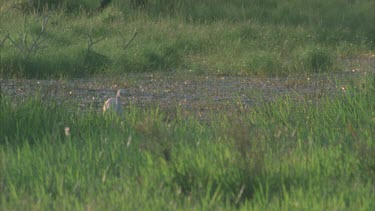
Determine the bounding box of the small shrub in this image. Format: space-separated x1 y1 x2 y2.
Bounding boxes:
83 50 111 75
0 48 94 78
296 46 335 73
113 43 182 73
143 45 182 71
245 51 284 76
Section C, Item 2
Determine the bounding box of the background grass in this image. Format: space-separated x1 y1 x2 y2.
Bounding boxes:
0 76 374 210
0 0 374 78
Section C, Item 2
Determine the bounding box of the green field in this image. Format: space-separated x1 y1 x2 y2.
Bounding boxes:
1 0 375 210
0 0 374 78
1 78 374 210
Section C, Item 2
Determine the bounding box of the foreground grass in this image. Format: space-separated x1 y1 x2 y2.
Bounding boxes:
0 78 374 210
0 0 374 78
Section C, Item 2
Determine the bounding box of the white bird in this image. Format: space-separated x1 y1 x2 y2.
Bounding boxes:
103 89 127 115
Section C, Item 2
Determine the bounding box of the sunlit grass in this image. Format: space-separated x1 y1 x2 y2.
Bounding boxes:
1 78 373 210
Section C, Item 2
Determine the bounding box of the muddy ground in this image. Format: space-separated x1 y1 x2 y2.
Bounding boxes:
1 57 374 119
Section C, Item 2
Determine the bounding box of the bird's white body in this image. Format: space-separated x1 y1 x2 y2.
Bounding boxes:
103 97 122 114
103 89 126 115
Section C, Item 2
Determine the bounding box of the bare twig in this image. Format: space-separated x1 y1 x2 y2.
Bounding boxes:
0 34 10 46
86 28 110 51
124 31 138 49
86 33 107 51
7 34 24 51
120 31 138 51
4 13 50 59
25 14 49 59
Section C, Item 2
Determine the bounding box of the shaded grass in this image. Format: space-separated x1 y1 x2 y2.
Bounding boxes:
0 77 374 209
0 0 374 78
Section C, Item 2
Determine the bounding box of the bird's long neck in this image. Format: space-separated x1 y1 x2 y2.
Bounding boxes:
116 94 121 103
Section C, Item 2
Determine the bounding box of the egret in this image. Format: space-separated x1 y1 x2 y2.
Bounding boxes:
103 89 126 115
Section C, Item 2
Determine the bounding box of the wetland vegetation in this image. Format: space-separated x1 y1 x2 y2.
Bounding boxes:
0 0 374 78
0 0 374 210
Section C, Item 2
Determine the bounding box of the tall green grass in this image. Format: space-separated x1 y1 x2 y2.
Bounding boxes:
0 0 374 78
1 78 374 209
